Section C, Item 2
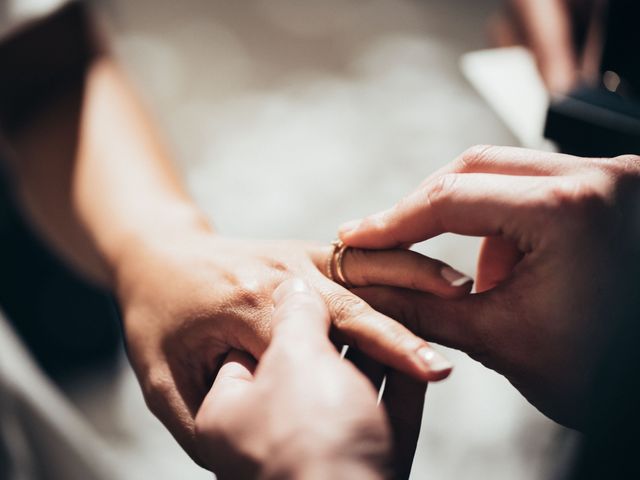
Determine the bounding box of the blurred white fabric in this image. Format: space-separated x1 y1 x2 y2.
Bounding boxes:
0 311 118 480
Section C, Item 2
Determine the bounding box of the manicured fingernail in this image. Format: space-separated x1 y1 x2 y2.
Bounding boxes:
339 219 362 236
417 347 453 373
440 266 473 287
272 278 310 305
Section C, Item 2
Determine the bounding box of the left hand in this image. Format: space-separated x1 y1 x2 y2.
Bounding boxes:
116 229 466 463
194 278 427 480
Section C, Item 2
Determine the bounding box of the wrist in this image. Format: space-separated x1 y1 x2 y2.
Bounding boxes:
103 203 214 292
263 457 386 480
262 440 388 480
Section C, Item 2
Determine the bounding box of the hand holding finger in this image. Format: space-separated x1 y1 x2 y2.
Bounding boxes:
270 278 333 353
317 277 453 382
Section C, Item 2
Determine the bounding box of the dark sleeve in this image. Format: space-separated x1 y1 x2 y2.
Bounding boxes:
0 2 120 383
0 1 97 132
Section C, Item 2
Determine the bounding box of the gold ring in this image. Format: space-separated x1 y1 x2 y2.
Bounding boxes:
325 243 335 281
329 239 353 288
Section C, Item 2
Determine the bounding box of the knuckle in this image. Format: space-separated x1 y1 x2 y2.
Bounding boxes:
457 144 499 171
425 173 458 207
276 295 323 320
234 281 267 310
543 178 604 214
617 154 640 171
141 368 172 415
609 155 640 188
325 291 368 329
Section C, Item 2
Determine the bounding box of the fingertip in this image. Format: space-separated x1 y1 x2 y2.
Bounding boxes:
415 347 454 382
423 366 453 382
271 277 331 342
440 266 473 288
338 218 362 237
272 278 312 306
339 213 399 249
438 282 473 300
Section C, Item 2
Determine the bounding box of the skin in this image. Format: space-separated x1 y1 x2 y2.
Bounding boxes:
194 278 427 480
341 145 640 429
490 0 601 93
2 34 465 469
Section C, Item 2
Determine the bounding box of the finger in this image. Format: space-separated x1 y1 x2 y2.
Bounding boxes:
139 363 204 462
398 147 583 205
438 145 584 177
510 0 577 92
198 350 255 419
310 240 472 297
340 173 548 249
355 285 493 355
382 370 428 480
339 147 591 246
340 247 473 299
194 350 256 472
270 278 333 353
476 236 524 293
317 277 453 382
488 9 523 48
345 347 386 394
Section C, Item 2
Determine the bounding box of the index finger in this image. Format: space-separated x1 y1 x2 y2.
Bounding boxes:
340 173 547 249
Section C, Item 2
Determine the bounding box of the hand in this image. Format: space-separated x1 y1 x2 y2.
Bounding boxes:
115 229 467 462
340 146 640 428
490 0 600 92
195 278 426 479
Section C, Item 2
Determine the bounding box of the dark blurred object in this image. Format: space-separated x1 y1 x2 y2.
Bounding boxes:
0 1 96 130
600 0 640 98
544 0 640 157
0 2 121 382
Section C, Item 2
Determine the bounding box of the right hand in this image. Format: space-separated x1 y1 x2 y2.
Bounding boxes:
340 146 640 428
116 230 465 464
194 278 427 480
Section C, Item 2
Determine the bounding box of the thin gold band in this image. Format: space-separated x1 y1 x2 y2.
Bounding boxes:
328 239 352 288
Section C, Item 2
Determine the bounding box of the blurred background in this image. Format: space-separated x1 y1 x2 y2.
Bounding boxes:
0 0 577 478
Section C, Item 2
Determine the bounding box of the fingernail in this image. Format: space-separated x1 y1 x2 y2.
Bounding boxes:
440 266 473 288
338 219 362 236
272 278 310 306
417 347 453 374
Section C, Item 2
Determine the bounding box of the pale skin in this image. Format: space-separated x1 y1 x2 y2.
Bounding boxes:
2 32 467 472
341 145 640 429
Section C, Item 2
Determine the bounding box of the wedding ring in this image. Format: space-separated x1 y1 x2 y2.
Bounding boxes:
329 239 353 288
325 243 335 282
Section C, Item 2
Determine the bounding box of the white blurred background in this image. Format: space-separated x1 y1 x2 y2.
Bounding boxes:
59 0 574 478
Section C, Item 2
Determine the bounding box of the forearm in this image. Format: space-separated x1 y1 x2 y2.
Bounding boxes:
72 56 212 281
5 54 210 288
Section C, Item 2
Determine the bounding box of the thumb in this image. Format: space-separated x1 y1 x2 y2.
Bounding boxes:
270 278 333 353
